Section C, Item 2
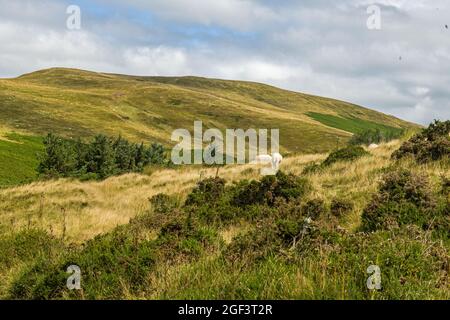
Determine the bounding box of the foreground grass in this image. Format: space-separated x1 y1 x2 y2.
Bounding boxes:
0 140 448 300
152 230 448 300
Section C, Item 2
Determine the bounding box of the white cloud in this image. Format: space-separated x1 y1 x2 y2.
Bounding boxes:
215 61 297 82
412 87 430 96
123 46 190 76
0 0 449 124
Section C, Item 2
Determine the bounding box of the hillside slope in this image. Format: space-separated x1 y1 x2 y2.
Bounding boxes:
0 68 418 154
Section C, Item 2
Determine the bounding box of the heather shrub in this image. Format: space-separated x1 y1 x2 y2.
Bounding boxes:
224 224 281 266
377 170 434 207
157 215 218 260
276 218 317 247
323 146 370 167
324 226 449 299
232 171 310 207
302 199 326 220
185 177 226 207
150 193 178 214
361 169 439 233
302 146 370 174
231 180 263 207
393 120 450 163
0 229 65 271
330 199 354 218
9 228 156 299
9 213 218 300
182 174 299 226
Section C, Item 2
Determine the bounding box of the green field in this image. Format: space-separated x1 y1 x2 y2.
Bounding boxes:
306 112 405 135
0 68 418 156
0 133 43 187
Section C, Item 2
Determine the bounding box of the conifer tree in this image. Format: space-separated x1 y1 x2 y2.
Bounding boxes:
86 134 116 178
145 143 166 165
38 133 76 176
135 142 146 170
113 135 134 173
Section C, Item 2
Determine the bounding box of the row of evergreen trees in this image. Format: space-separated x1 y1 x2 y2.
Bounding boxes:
38 133 167 179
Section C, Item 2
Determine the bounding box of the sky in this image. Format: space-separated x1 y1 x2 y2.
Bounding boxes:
0 0 449 125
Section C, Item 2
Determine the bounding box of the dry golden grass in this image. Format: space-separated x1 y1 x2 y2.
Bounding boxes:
0 140 445 243
0 125 30 142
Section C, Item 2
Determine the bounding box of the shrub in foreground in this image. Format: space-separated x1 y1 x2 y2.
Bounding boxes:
185 177 226 207
323 226 449 299
223 225 448 299
302 146 370 175
302 199 326 220
330 199 354 218
9 228 156 299
393 120 450 163
232 171 310 207
323 146 370 167
0 229 65 271
361 169 445 235
149 193 179 214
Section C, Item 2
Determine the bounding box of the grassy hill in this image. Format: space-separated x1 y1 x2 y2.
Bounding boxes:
0 67 446 299
1 68 417 152
0 68 418 187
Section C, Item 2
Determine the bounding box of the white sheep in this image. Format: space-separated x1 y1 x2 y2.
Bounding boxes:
271 152 283 171
252 153 283 175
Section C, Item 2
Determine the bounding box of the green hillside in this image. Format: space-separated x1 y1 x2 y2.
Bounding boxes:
0 68 418 186
1 68 417 151
0 133 43 187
